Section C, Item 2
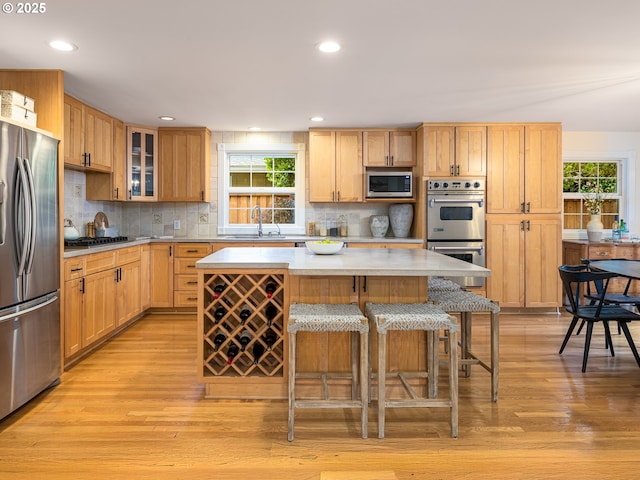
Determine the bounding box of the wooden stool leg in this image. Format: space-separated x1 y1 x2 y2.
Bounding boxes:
360 331 368 439
351 331 358 400
427 330 439 398
462 312 472 377
448 328 459 438
491 311 499 402
288 331 296 442
378 331 386 439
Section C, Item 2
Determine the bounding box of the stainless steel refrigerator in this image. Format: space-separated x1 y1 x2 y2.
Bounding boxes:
0 119 60 420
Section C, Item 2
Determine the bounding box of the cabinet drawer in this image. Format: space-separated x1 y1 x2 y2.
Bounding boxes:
174 291 198 307
175 274 198 291
116 245 141 265
64 258 86 280
615 245 635 259
588 245 614 258
174 243 211 257
174 257 199 274
84 251 116 275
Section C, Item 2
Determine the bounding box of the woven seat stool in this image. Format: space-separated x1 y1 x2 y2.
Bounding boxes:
287 303 369 441
365 302 458 439
428 289 500 402
428 277 462 292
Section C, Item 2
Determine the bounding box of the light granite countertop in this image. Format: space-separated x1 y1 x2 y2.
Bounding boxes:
63 236 423 258
195 246 491 277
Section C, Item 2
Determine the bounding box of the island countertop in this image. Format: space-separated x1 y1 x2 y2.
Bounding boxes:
196 246 491 277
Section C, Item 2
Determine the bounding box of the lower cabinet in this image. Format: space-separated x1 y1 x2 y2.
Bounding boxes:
150 243 174 307
63 246 142 365
486 214 562 308
174 243 212 308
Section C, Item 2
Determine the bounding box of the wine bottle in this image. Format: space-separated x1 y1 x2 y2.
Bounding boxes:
252 342 265 365
213 283 226 299
213 333 226 352
239 330 252 352
226 344 239 364
264 328 277 351
239 304 252 324
214 306 227 324
265 283 276 299
265 303 278 326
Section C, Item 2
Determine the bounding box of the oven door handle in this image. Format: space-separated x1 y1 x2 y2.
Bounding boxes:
429 198 484 207
429 245 485 255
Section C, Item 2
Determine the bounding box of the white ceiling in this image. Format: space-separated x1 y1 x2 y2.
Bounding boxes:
2 0 640 132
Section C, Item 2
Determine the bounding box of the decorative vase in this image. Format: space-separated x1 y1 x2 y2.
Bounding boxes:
586 213 604 242
389 204 413 238
369 215 389 238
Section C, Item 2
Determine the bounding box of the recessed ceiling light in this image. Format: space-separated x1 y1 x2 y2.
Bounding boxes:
249 127 261 131
310 116 324 122
159 115 175 121
49 40 77 51
317 41 341 53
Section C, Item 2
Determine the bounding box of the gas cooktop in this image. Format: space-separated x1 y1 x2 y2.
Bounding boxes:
64 236 129 248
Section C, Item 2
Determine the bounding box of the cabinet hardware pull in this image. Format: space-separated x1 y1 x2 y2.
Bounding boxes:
526 220 531 231
186 249 198 253
385 155 389 166
390 155 394 166
520 202 525 213
87 153 91 166
169 245 173 256
520 220 525 231
456 165 460 176
128 189 132 200
363 275 367 292
352 276 356 292
187 265 196 268
526 202 531 213
114 187 119 199
187 281 198 285
201 191 204 201
71 267 83 272
337 191 341 201
187 297 197 301
80 278 85 294
450 165 454 176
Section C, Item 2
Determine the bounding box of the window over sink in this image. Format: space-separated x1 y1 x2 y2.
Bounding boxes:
218 143 306 235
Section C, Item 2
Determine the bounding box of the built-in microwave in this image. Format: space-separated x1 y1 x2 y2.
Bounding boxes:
366 170 413 198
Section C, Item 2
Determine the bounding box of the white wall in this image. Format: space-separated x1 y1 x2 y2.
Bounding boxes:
563 131 639 237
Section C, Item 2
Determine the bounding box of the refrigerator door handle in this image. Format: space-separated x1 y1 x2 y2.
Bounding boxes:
0 180 5 244
0 293 59 324
22 157 37 274
15 156 31 277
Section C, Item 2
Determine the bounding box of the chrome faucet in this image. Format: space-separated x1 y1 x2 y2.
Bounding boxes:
251 205 263 237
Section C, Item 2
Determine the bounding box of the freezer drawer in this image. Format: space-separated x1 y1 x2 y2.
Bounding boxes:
0 293 60 420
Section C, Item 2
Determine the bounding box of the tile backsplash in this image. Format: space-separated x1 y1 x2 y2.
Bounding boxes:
63 131 402 239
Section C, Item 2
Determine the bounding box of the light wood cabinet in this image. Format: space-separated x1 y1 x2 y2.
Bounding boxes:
173 243 212 308
63 94 113 172
64 277 83 358
115 247 142 326
127 125 158 201
150 243 174 307
86 118 127 201
363 130 416 167
421 125 486 177
487 124 561 214
309 130 363 202
140 244 151 310
82 268 117 347
159 127 211 202
486 214 562 307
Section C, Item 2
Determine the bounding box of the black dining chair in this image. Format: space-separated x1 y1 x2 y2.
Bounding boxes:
558 265 640 372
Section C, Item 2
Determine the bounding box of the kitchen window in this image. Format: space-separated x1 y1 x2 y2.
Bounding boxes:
562 158 624 234
217 143 306 235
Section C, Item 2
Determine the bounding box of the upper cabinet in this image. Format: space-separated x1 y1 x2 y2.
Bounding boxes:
63 94 113 172
486 124 561 214
127 125 158 201
158 127 211 202
309 130 363 202
363 130 416 167
86 118 127 201
421 125 486 177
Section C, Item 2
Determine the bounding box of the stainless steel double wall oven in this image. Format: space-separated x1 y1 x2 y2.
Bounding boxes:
426 178 486 287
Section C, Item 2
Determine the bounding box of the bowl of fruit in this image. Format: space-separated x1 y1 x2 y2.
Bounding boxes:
305 239 344 255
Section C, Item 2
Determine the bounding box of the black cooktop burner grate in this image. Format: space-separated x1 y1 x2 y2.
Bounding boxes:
64 236 129 247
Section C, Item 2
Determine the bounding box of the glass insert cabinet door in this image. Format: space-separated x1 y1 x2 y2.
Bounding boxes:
126 125 158 201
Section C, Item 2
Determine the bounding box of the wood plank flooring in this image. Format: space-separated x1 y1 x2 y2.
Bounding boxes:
1 312 640 479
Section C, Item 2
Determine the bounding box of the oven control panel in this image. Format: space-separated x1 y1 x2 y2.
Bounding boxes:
428 178 485 191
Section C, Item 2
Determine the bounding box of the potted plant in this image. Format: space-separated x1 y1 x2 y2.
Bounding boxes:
582 182 605 242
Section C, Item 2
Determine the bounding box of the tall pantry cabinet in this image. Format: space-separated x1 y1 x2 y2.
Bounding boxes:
485 124 562 307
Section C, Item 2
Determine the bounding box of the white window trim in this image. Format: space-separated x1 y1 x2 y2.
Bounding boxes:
562 151 636 240
217 143 306 235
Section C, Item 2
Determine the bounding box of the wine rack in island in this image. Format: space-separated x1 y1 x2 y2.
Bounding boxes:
201 271 287 388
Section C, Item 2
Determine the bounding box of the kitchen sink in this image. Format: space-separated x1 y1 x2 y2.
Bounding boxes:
224 235 290 240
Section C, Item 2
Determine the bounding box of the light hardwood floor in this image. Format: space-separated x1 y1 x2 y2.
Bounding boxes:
1 312 640 480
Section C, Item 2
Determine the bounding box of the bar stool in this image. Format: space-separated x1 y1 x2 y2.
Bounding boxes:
365 302 458 439
428 289 500 402
287 303 369 441
428 277 462 292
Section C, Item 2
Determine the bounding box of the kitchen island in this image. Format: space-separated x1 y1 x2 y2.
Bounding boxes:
196 246 490 399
